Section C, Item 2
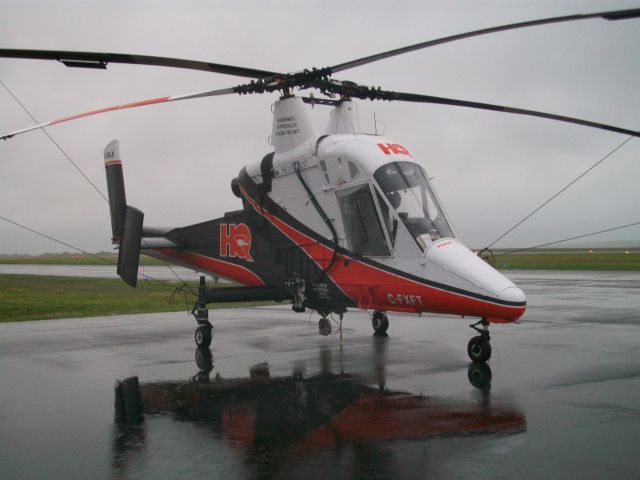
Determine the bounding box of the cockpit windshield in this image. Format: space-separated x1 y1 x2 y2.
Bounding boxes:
374 161 453 250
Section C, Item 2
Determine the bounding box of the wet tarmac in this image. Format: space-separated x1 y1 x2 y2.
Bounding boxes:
0 271 639 479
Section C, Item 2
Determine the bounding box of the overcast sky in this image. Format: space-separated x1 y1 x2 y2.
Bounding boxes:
1 0 639 254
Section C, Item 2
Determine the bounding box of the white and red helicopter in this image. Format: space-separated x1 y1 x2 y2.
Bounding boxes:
2 7 639 363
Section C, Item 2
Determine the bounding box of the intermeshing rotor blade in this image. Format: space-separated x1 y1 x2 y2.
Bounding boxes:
389 90 640 137
330 7 640 74
0 86 237 140
0 49 280 78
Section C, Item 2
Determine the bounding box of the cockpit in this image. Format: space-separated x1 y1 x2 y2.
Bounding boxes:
374 161 453 250
335 159 453 257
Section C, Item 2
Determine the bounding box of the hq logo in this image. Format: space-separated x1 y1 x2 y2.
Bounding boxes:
377 143 412 157
219 223 254 262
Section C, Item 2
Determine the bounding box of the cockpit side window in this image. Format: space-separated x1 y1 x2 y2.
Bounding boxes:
348 161 360 180
336 183 391 256
375 188 396 248
374 161 453 251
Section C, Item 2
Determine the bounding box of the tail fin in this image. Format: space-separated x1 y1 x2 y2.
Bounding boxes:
117 205 143 288
104 140 143 287
104 140 127 243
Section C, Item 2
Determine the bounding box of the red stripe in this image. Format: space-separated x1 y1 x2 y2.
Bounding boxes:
104 160 122 166
241 187 524 323
154 249 264 286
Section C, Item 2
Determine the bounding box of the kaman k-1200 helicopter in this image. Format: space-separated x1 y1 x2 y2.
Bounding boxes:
2 7 639 363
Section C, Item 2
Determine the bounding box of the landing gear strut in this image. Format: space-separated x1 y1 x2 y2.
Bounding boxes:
371 310 389 334
467 318 491 363
192 276 213 348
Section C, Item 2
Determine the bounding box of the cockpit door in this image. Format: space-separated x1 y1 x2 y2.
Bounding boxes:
335 182 392 256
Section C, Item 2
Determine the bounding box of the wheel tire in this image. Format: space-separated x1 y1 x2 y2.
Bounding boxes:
318 318 332 336
467 335 491 363
195 325 212 348
371 311 389 334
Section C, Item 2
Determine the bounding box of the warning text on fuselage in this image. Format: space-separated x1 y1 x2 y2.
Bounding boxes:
275 115 299 137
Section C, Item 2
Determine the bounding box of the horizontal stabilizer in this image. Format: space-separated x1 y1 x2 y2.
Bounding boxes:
140 238 179 249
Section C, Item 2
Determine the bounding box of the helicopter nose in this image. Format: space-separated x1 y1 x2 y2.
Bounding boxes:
498 285 526 304
425 239 526 306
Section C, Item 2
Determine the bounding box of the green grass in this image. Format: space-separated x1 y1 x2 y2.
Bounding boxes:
0 275 272 322
0 253 165 266
494 250 640 271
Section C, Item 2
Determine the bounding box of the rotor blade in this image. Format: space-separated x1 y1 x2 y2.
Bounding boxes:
330 8 640 74
1 86 237 140
389 91 640 138
0 49 280 79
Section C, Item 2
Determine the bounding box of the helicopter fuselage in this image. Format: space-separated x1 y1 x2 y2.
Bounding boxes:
142 97 526 324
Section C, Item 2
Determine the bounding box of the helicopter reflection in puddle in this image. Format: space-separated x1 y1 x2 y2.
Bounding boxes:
113 335 525 478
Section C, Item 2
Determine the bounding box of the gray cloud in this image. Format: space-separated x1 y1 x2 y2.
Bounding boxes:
1 0 639 254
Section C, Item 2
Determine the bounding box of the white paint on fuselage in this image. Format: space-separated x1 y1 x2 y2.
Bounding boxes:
243 98 525 305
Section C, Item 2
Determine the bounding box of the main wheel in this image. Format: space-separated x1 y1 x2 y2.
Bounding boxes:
371 311 389 334
318 318 332 336
195 325 212 348
467 335 491 363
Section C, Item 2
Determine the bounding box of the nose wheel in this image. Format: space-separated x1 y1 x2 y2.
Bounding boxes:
468 318 491 363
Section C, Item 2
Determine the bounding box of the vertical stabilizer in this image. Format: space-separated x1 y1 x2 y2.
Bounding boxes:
103 139 143 287
271 96 319 153
104 140 126 243
117 206 143 287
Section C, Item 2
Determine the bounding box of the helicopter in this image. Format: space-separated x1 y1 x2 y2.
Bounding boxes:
2 7 639 363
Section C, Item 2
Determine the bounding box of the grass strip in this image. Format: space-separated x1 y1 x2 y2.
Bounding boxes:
494 251 640 270
0 254 164 266
0 275 272 322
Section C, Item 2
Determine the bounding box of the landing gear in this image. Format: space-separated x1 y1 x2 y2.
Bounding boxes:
195 324 212 348
467 336 491 363
468 318 491 363
371 310 389 334
318 315 332 336
288 277 306 313
192 276 213 348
